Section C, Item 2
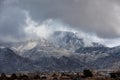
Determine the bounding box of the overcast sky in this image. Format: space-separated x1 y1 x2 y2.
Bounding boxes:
0 0 120 43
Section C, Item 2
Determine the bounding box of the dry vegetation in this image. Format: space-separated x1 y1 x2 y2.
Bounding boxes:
84 77 119 80
0 69 120 80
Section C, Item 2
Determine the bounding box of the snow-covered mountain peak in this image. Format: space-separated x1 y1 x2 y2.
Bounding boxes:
49 31 106 50
1 31 120 72
49 31 84 50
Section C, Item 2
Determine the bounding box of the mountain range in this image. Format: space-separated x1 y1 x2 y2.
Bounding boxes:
0 31 120 73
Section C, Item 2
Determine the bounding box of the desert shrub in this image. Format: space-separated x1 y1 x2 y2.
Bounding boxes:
83 69 93 78
18 74 29 80
110 73 117 78
10 73 18 79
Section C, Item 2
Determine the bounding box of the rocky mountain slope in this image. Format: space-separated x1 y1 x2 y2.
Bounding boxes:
0 31 120 72
0 47 36 73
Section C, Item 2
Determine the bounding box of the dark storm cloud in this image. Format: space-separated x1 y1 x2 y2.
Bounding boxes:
0 0 120 41
0 0 27 41
18 0 120 38
0 8 25 37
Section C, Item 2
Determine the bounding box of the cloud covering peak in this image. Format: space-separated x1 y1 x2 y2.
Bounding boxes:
18 0 120 38
0 0 120 46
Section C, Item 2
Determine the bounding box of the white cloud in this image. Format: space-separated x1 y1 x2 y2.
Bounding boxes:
23 11 120 47
24 11 77 39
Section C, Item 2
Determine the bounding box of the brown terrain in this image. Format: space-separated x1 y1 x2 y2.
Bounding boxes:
0 69 120 80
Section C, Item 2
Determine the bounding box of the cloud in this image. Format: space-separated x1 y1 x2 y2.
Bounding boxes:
0 0 120 44
24 11 76 39
17 0 120 38
0 0 27 41
23 11 120 47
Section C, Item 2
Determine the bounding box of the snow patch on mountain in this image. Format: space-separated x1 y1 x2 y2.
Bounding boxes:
11 40 37 53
